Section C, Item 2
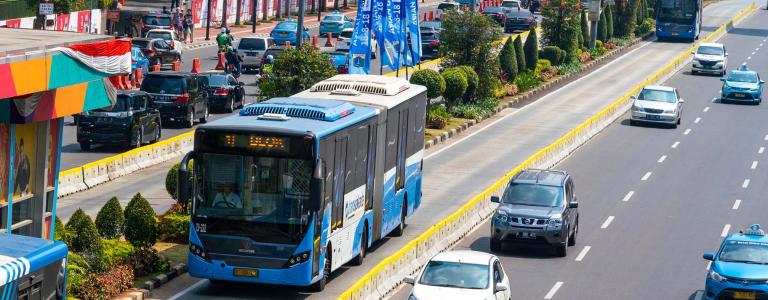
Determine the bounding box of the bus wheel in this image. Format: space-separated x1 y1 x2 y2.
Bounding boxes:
391 198 407 237
351 226 367 266
311 248 331 292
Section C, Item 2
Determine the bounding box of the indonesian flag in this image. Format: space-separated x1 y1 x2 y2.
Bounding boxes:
54 39 132 75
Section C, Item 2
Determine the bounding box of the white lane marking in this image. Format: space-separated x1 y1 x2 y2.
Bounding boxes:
760 147 765 154
694 117 701 124
423 42 655 161
743 179 750 188
544 282 564 299
752 161 758 169
658 155 667 163
752 52 756 55
721 224 731 237
672 141 680 148
622 191 635 202
703 106 710 112
684 129 692 135
575 246 591 262
764 134 768 141
733 199 741 210
756 47 760 51
601 216 615 229
641 172 652 181
167 279 208 300
761 43 764 47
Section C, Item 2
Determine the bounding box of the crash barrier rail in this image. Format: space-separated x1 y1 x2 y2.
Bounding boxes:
338 3 756 299
57 131 194 197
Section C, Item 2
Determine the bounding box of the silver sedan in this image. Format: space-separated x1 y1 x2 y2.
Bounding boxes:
630 85 684 128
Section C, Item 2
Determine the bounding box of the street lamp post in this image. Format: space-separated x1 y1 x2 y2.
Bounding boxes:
297 0 306 46
252 0 258 32
205 0 213 40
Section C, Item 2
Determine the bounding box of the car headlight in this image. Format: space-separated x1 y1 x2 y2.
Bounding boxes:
664 109 676 114
547 217 563 229
709 270 726 282
495 213 508 223
750 86 759 91
632 105 643 112
722 84 730 89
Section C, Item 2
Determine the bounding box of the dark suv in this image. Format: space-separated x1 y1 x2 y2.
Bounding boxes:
490 169 579 257
141 13 172 37
77 91 161 150
201 72 245 112
140 72 209 128
132 38 181 67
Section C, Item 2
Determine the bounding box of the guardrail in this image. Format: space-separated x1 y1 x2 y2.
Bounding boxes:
338 3 756 299
56 131 194 197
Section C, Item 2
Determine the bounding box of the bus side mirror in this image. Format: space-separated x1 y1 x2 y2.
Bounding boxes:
309 160 324 212
178 151 195 209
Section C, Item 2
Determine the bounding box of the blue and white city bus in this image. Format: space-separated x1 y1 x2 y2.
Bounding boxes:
178 75 427 290
655 0 703 42
0 234 68 300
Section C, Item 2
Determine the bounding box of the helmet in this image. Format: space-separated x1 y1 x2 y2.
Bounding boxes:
266 55 274 64
739 63 749 71
221 27 226 33
226 28 231 33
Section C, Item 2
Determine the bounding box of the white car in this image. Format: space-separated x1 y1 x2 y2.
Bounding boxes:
501 0 522 10
238 36 275 71
405 250 511 300
436 1 460 20
630 85 684 128
691 42 727 76
145 29 184 55
336 28 377 59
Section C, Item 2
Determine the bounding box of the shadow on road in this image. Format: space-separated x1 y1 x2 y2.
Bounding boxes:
468 236 562 259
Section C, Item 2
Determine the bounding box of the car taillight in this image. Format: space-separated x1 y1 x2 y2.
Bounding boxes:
338 22 344 26
147 49 155 55
173 93 190 103
430 41 439 46
329 57 336 64
142 23 149 30
214 88 229 95
497 13 504 17
132 59 137 63
169 41 175 48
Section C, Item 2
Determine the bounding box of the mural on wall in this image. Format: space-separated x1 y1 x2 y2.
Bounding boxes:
0 124 9 206
47 119 60 189
13 123 36 199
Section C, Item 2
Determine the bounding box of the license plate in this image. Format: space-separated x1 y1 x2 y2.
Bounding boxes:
233 268 259 277
279 32 287 36
647 115 661 120
517 232 536 239
734 93 746 97
246 52 257 56
328 23 336 27
671 32 679 36
734 291 756 300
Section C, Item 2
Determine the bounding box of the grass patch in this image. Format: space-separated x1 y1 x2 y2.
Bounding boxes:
132 243 187 287
425 117 469 142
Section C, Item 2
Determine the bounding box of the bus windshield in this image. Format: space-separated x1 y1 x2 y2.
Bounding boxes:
194 153 313 242
657 0 697 23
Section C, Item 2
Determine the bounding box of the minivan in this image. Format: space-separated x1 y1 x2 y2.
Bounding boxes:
238 37 275 71
140 72 209 128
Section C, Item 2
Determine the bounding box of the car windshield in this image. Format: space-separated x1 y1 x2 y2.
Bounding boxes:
147 32 172 40
325 15 343 21
502 183 563 207
438 2 456 9
697 46 723 56
238 38 267 50
421 30 438 41
204 75 228 86
719 240 768 265
144 15 171 26
483 6 504 13
95 95 130 112
728 72 758 83
340 30 354 38
638 89 677 103
141 76 184 94
419 261 489 289
276 22 297 29
502 1 520 8
132 40 150 48
657 0 696 23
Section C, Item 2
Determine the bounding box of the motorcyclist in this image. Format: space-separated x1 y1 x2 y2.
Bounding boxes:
216 27 232 52
261 54 275 77
224 46 242 77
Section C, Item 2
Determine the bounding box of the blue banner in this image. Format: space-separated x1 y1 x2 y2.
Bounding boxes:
372 0 390 71
404 0 421 65
384 0 404 70
349 0 373 74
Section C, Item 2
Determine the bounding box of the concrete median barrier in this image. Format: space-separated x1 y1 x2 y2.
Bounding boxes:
338 3 757 300
57 168 87 196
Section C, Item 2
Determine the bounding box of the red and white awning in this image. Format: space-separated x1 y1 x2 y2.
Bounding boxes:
54 39 132 75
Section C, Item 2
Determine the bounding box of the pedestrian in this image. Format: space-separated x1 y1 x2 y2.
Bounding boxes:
172 9 184 38
162 5 170 14
184 9 194 43
170 0 179 10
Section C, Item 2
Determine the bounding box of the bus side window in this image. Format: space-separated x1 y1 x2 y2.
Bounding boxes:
333 136 348 230
320 138 335 219
395 109 409 190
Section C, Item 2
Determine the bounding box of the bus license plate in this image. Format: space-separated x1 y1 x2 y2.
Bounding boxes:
234 268 259 277
734 292 756 300
517 232 536 239
671 32 679 36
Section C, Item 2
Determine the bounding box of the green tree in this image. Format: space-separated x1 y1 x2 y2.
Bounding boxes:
581 11 590 48
410 69 446 100
597 10 608 42
606 5 614 40
66 209 105 271
441 70 468 107
95 197 125 239
541 0 582 54
524 29 539 71
440 10 503 98
259 44 337 98
123 193 158 248
514 35 526 72
617 0 640 37
499 37 519 82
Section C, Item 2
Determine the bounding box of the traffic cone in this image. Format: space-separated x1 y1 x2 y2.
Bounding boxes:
172 61 181 72
191 57 201 73
423 12 427 21
121 74 133 89
312 35 319 48
150 64 160 72
135 68 144 86
325 33 335 47
215 52 226 70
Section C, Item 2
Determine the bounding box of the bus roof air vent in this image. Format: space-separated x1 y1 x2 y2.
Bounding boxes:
310 74 410 96
240 98 356 122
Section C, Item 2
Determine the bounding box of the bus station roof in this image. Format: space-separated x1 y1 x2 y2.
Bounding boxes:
0 28 112 63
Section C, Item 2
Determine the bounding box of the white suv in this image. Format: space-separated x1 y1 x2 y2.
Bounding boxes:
237 36 275 71
691 42 727 76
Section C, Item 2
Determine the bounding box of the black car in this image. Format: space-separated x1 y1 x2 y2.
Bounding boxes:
420 23 442 59
77 91 161 150
140 72 209 128
201 72 245 112
504 10 537 33
141 13 172 37
132 38 181 67
482 6 510 25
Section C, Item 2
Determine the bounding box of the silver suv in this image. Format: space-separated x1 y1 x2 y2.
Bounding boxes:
490 169 579 257
237 37 275 71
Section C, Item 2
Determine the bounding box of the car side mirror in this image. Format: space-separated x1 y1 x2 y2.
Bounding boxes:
761 80 765 84
725 52 729 56
630 95 637 100
404 276 415 285
703 252 714 261
491 196 500 203
691 51 695 55
494 282 509 293
568 201 579 208
679 99 685 103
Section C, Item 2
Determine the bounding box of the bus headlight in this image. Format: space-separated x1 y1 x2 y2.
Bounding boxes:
284 251 311 268
190 243 210 262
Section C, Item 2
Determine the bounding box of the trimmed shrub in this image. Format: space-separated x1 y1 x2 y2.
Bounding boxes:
159 213 190 244
514 35 526 72
441 69 468 107
101 239 134 267
523 29 539 71
165 163 180 200
514 71 542 92
535 59 552 73
427 105 451 129
410 69 445 99
499 37 518 82
129 247 170 277
606 5 614 39
66 252 90 296
596 40 604 49
635 17 654 36
581 11 590 47
123 193 158 248
540 46 564 66
66 209 103 255
54 216 68 242
597 11 607 42
95 197 124 239
456 66 479 102
76 264 134 300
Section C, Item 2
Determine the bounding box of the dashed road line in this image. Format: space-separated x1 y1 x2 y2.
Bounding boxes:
703 106 710 112
622 191 635 202
722 224 731 237
658 155 667 163
672 141 680 148
601 216 615 229
764 134 768 141
743 179 750 188
752 52 756 55
575 246 591 262
694 117 701 124
752 161 758 169
748 57 752 60
684 129 691 135
733 200 741 210
641 172 652 181
544 282 564 299
760 147 765 154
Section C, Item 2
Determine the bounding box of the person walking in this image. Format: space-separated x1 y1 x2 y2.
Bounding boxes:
173 9 184 39
184 9 194 43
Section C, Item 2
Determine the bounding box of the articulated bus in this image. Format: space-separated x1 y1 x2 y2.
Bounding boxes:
0 234 68 300
178 75 427 290
655 0 703 42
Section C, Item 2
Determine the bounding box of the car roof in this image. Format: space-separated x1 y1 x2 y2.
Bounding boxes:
240 36 271 40
117 90 150 97
725 226 768 244
278 19 297 24
431 250 494 265
512 169 568 186
325 11 344 16
699 42 724 48
643 85 675 92
145 12 170 17
729 70 758 76
132 37 159 42
147 29 174 33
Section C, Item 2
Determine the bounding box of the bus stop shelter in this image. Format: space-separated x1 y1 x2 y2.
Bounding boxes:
0 28 130 238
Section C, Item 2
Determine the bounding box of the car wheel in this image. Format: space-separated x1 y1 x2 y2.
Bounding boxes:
134 129 143 148
185 109 195 128
351 227 367 266
490 238 502 252
153 126 161 143
225 97 235 113
568 218 578 246
199 105 209 123
79 142 91 151
555 237 568 257
391 199 407 237
310 247 330 292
